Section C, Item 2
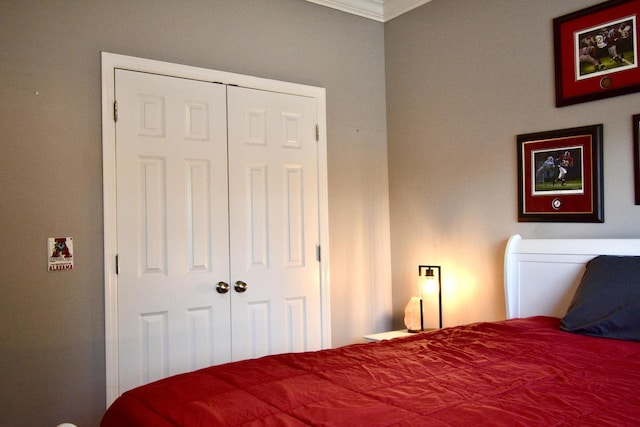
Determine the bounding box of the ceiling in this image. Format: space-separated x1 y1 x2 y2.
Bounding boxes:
304 0 432 22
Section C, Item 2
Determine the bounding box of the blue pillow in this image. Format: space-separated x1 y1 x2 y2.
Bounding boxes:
560 255 640 341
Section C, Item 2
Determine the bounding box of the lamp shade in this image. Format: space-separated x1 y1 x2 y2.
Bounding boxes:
421 273 439 296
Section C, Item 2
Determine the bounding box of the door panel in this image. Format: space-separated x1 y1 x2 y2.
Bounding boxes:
113 71 323 395
227 86 322 360
115 70 231 393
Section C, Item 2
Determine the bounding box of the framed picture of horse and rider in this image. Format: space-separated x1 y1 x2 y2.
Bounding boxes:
554 0 640 107
517 125 604 223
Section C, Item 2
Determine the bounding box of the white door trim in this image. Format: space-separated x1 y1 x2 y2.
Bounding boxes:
101 52 332 406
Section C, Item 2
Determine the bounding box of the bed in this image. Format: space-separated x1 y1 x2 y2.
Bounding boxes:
102 235 640 426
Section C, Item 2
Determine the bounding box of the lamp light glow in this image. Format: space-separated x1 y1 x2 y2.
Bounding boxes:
420 268 439 296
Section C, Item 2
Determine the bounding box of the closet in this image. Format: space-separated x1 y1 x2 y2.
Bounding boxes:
102 53 330 403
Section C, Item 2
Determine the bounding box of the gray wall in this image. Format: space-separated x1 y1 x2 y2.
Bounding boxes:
0 1 390 425
6 0 639 425
386 0 640 329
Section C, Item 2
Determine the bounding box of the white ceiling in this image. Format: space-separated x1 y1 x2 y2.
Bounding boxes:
304 0 432 22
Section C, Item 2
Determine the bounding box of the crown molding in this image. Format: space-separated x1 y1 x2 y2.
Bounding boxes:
305 0 431 22
383 0 431 21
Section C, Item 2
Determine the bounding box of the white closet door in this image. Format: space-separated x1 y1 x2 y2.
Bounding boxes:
227 86 322 360
114 70 231 394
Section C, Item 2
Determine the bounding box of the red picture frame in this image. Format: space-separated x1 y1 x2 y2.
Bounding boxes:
554 0 640 107
517 125 604 222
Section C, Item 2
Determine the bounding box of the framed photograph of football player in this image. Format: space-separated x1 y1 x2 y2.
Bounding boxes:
517 124 604 222
633 114 640 204
554 0 640 107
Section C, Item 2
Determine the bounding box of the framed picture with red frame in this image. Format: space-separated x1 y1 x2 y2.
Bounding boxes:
554 0 640 107
517 125 604 222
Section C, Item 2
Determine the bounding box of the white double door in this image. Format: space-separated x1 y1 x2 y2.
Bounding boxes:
115 69 322 394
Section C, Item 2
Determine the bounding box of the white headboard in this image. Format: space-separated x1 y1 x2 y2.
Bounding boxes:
504 234 640 319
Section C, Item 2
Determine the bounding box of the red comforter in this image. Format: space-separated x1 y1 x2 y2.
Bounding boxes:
101 317 640 426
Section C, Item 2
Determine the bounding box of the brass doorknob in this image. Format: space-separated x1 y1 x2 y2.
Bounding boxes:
216 281 230 294
234 281 248 293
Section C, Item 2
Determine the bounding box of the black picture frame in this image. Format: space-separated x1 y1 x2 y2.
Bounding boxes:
554 0 640 107
634 114 640 204
517 125 604 222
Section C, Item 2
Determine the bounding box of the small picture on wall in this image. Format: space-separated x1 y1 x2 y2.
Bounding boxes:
554 0 640 107
48 237 74 271
517 125 604 223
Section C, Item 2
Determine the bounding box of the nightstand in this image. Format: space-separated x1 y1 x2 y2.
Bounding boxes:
363 329 416 343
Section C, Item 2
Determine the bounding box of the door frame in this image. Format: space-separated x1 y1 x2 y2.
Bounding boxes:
101 52 331 406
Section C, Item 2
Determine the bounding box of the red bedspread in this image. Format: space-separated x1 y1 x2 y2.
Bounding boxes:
101 317 640 426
